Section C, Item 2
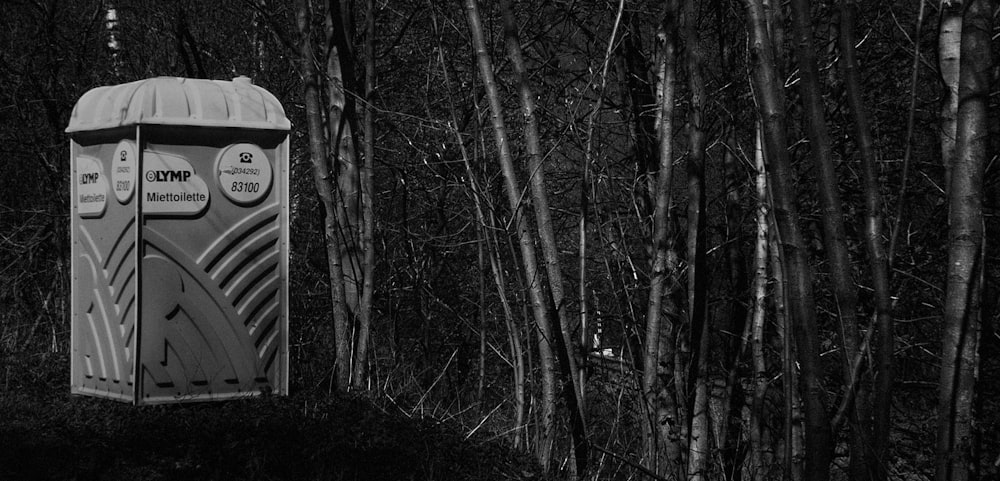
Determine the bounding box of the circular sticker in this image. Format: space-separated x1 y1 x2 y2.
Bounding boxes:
111 140 137 203
216 143 273 205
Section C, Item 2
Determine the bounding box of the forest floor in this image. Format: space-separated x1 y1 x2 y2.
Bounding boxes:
0 384 542 481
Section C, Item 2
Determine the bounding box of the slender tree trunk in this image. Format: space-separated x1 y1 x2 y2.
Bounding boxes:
619 39 671 410
715 126 747 476
484 217 528 449
323 0 364 388
497 1 588 473
935 2 993 480
350 0 376 391
761 0 784 73
642 3 682 477
745 1 833 479
938 0 963 195
888 0 927 265
682 2 710 480
618 10 659 221
428 5 527 441
756 118 804 481
473 158 530 449
788 0 869 478
463 0 558 470
578 172 590 415
324 0 362 284
748 124 771 481
578 0 625 417
837 2 893 478
104 2 123 79
476 223 487 404
769 222 803 481
297 0 352 392
716 2 749 469
489 206 530 450
251 1 266 77
500 218 537 449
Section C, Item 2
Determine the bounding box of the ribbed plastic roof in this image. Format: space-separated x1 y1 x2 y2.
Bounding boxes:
66 76 290 133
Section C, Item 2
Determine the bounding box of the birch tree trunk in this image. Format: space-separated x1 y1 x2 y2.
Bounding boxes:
770 224 804 481
745 1 833 479
104 2 123 79
324 0 363 318
682 2 710 479
642 2 681 476
428 5 528 446
748 124 772 481
497 1 588 473
463 0 558 470
935 2 993 480
938 0 963 195
297 0 354 392
350 0 376 391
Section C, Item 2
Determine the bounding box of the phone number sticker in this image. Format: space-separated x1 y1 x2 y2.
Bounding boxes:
111 139 137 204
216 143 273 205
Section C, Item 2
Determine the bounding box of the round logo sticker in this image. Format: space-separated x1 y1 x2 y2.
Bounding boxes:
111 140 137 203
216 143 273 205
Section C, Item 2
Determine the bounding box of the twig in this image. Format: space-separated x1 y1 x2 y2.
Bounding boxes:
830 320 876 431
589 444 669 481
465 401 504 440
888 0 926 267
411 348 459 415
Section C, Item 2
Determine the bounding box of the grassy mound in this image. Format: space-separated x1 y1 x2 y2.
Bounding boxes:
0 389 540 481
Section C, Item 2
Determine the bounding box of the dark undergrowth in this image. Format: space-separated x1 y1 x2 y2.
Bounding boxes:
0 387 542 481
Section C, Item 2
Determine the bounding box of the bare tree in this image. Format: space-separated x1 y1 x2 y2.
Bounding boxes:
496 0 588 473
936 2 994 480
788 0 870 477
297 0 353 391
747 124 773 481
462 0 559 470
296 0 374 391
745 0 834 478
837 1 894 478
938 0 963 194
104 2 123 79
641 2 682 477
681 1 711 479
351 0 376 390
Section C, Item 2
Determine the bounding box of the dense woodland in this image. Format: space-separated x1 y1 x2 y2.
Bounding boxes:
1 0 999 480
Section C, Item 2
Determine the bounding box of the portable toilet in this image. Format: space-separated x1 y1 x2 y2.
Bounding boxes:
66 76 290 404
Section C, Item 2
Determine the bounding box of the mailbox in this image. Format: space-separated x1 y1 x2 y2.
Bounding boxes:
66 76 290 404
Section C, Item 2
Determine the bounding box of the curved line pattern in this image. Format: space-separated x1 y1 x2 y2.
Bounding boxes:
245 290 277 327
143 248 254 382
115 269 135 306
79 226 104 267
110 242 136 288
92 282 122 382
142 232 274 384
140 197 282 398
219 236 277 290
198 206 279 266
227 252 278 300
105 217 136 270
79 253 109 380
76 221 136 390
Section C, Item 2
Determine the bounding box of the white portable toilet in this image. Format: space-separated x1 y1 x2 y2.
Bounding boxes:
66 76 290 404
